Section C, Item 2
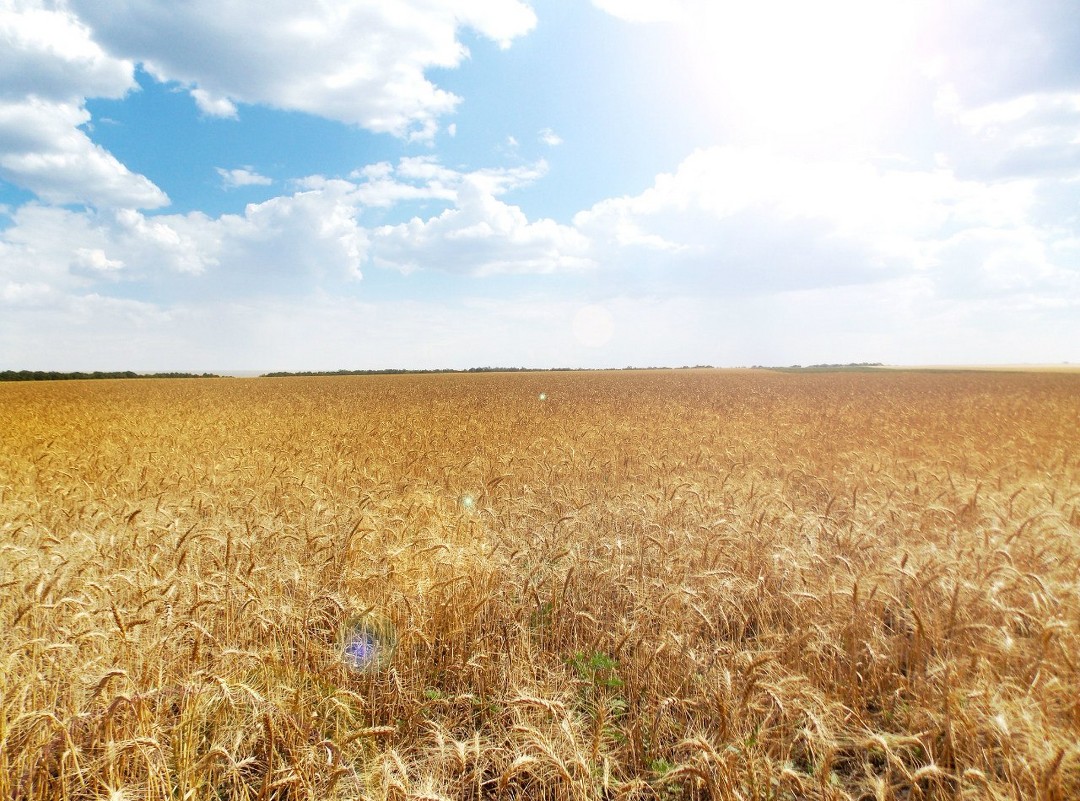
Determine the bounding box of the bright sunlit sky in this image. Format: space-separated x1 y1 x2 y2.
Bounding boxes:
2 0 1079 371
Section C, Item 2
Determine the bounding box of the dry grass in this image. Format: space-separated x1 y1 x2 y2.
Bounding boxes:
1 369 1078 800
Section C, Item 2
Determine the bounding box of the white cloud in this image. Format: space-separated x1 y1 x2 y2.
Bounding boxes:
333 157 592 277
0 5 134 102
3 140 1077 369
0 0 540 212
0 206 84 297
109 207 218 276
930 226 1079 299
0 5 166 208
0 179 370 309
347 156 467 208
470 162 549 195
0 155 575 320
368 174 593 276
453 1 539 49
67 0 537 139
212 184 370 285
217 166 273 189
918 3 1080 106
191 88 238 118
539 127 562 146
73 247 124 272
0 131 168 208
937 88 1080 180
8 142 1071 311
348 154 546 209
301 158 581 278
571 145 1078 300
1 280 54 306
0 203 210 293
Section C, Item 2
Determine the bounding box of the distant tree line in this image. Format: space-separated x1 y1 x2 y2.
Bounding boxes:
0 370 221 382
261 365 716 377
760 362 884 372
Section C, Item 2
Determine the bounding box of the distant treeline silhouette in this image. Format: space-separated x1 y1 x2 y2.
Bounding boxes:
762 362 884 372
0 371 220 382
260 365 716 377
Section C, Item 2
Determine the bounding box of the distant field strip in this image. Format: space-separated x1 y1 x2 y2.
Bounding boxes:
1 370 1078 800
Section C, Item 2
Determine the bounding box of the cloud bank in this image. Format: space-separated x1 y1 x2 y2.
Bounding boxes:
68 0 537 139
0 5 167 208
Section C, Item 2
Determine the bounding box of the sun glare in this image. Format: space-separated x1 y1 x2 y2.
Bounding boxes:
680 0 920 149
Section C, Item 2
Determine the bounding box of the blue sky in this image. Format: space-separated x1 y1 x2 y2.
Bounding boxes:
2 0 1078 371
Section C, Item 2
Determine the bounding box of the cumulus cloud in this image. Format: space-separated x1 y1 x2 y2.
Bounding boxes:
369 178 594 276
1 205 94 297
68 0 537 139
0 178 371 312
73 247 124 273
211 184 370 288
217 166 273 189
574 145 1080 301
937 88 1080 180
539 127 563 146
344 158 591 277
4 130 1077 369
0 5 134 102
349 158 591 275
1 203 209 299
0 99 169 207
191 88 238 118
349 156 461 208
0 154 582 320
7 142 1075 313
3 0 1076 370
0 5 167 208
919 2 1080 105
0 1 541 211
575 148 899 290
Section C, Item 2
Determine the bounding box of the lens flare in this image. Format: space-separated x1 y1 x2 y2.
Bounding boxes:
341 615 396 672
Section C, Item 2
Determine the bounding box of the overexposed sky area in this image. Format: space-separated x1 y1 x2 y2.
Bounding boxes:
2 0 1078 371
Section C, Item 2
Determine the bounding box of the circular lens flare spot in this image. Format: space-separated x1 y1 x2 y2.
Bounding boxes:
342 615 396 672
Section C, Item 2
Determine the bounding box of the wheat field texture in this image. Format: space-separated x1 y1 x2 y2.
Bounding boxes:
1 370 1079 801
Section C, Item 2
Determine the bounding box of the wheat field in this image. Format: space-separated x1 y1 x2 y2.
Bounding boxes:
1 369 1078 800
